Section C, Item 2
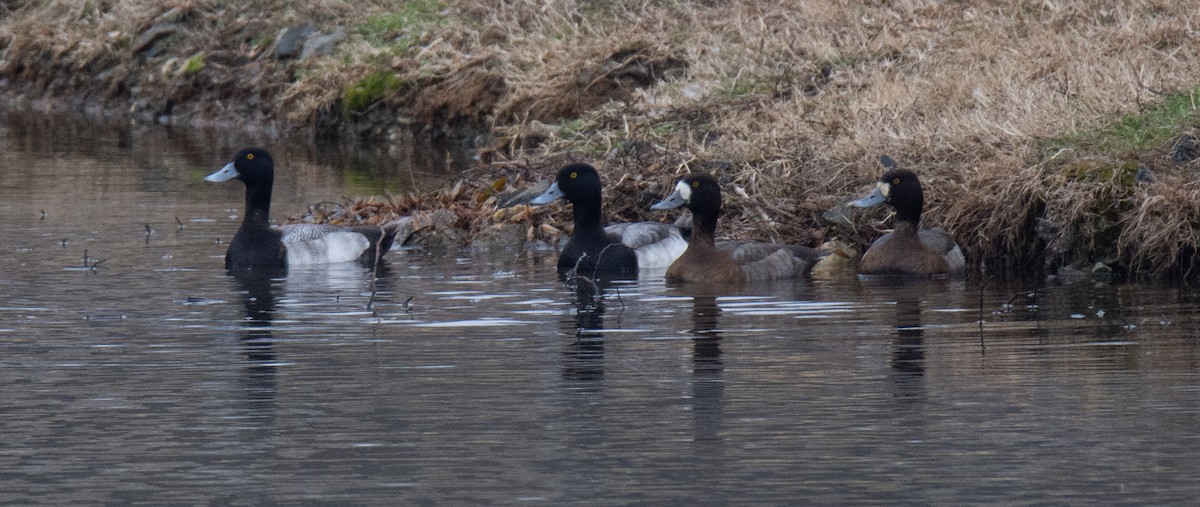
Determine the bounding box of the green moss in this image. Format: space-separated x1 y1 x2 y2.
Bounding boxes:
819 48 906 70
1058 160 1140 187
183 52 205 74
343 70 404 115
251 35 274 52
643 121 677 140
1043 84 1200 158
559 119 587 136
717 75 773 99
356 0 446 56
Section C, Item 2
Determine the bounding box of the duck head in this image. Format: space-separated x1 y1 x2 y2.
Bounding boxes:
530 163 603 206
851 168 924 224
205 147 275 187
651 174 722 214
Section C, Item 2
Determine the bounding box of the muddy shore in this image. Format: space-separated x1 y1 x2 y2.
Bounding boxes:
3 1 1200 279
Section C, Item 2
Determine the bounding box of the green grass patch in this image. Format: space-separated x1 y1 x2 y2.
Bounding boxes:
343 70 404 115
183 52 205 74
355 0 446 56
251 35 274 52
1043 84 1200 158
716 75 774 99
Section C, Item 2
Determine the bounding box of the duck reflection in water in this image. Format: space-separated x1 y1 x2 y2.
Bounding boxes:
690 295 724 447
891 296 927 403
560 275 610 388
229 266 284 427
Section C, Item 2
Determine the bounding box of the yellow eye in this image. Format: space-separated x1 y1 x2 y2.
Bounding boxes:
892 178 900 185
247 153 255 161
569 172 577 179
692 181 700 188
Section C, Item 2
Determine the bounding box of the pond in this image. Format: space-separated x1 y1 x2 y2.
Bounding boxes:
2 112 1200 505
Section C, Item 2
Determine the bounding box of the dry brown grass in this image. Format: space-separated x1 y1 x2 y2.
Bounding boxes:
4 0 1200 275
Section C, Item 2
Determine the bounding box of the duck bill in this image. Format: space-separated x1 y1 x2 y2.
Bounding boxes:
651 189 686 210
849 187 887 208
529 181 563 205
204 162 239 183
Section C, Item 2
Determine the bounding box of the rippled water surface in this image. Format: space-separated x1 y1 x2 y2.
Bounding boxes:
3 114 1200 505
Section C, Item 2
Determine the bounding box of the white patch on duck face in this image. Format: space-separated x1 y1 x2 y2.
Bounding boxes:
877 181 891 198
676 181 693 202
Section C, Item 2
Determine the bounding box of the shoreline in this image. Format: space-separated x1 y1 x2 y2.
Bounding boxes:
3 1 1200 279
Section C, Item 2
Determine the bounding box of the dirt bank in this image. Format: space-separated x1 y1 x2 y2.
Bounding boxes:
3 1 1200 279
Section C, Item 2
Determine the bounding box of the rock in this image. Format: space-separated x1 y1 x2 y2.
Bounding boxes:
1135 164 1154 183
301 27 346 59
822 200 856 228
275 24 315 60
470 223 528 251
1091 261 1114 282
1035 218 1060 244
810 239 860 279
494 180 548 208
1053 264 1088 285
1172 134 1198 164
132 23 180 57
399 209 464 250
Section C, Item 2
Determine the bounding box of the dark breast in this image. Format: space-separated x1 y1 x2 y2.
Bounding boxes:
665 244 745 284
859 233 949 275
226 226 286 268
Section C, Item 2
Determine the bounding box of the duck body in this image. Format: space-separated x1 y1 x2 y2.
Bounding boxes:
652 174 820 285
206 147 400 270
850 159 964 276
532 163 687 276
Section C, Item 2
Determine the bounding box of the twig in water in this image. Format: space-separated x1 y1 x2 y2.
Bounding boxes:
978 273 990 356
175 216 185 231
145 223 154 244
366 224 385 312
1004 288 1038 307
83 249 105 271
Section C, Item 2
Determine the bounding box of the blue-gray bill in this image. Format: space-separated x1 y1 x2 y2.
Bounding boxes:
850 188 886 208
650 190 686 210
204 162 239 183
529 181 563 205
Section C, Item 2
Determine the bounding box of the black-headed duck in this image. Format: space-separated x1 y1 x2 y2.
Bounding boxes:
531 163 688 276
652 174 821 284
850 157 964 276
205 147 401 269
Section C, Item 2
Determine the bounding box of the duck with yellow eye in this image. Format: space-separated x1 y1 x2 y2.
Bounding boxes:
531 163 688 277
849 156 965 276
652 174 822 285
205 147 404 270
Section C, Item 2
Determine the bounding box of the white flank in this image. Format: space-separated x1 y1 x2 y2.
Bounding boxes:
634 233 689 269
281 226 371 265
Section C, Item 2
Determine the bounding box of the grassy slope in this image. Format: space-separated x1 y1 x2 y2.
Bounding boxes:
2 0 1200 276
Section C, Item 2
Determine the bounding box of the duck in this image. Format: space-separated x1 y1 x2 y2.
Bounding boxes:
204 147 401 269
651 174 821 284
531 163 688 276
849 156 965 276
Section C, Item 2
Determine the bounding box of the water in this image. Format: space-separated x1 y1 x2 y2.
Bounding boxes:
2 113 1200 505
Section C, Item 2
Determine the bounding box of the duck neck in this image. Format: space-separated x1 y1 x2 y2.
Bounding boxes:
894 205 921 233
572 198 604 235
691 207 719 247
243 183 272 227
892 215 920 237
